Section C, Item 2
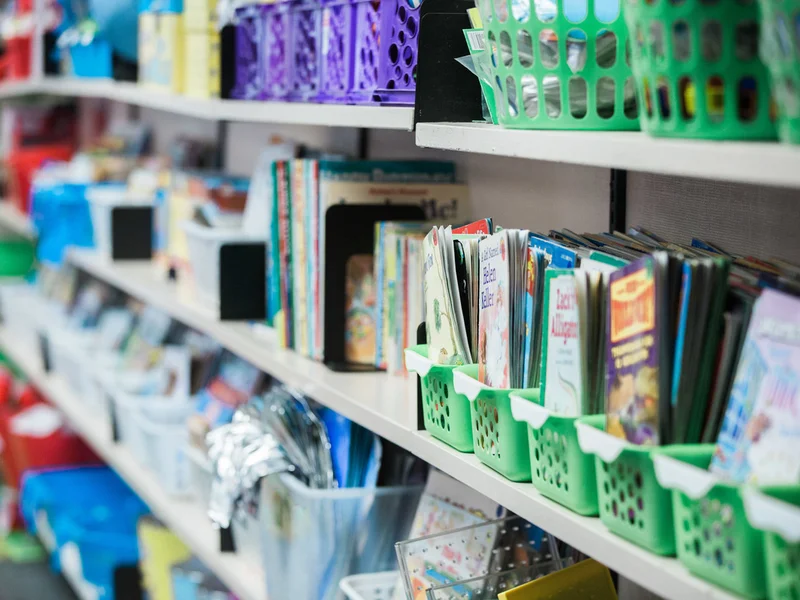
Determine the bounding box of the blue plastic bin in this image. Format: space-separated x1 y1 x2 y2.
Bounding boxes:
69 38 113 78
30 180 98 266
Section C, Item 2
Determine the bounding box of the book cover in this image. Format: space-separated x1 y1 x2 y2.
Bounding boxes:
711 289 800 484
344 254 377 365
606 256 661 445
454 218 493 235
528 234 577 268
424 227 469 366
292 160 309 357
478 231 511 387
277 161 293 349
541 269 583 417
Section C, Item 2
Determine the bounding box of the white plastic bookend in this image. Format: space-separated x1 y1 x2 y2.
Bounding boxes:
653 455 719 500
404 349 433 378
743 488 800 543
575 422 628 463
452 369 488 402
510 394 550 429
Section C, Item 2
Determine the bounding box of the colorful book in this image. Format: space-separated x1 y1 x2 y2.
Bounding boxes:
424 227 470 366
606 255 663 446
277 161 293 349
478 231 511 387
711 289 800 485
292 160 309 357
344 254 377 365
528 234 577 268
522 246 545 388
541 269 583 417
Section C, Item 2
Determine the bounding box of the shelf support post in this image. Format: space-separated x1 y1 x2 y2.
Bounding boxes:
609 168 627 233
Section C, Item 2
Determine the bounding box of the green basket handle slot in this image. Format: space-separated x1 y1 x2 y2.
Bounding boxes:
575 418 628 463
744 488 800 543
509 392 549 430
652 450 719 500
452 365 486 402
404 345 434 377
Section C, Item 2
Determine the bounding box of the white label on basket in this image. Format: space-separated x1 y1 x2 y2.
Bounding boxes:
10 405 64 437
467 30 486 52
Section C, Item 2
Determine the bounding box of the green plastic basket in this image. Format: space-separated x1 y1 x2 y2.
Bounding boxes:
744 486 800 600
624 0 777 139
654 448 766 599
0 237 35 278
404 345 474 452
576 415 704 555
453 365 532 482
510 390 599 516
759 0 800 143
477 0 640 129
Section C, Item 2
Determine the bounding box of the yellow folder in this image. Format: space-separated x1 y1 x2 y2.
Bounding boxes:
499 560 617 600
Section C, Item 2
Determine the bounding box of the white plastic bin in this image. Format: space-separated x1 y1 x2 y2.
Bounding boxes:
79 352 120 423
139 415 193 497
47 326 96 393
260 474 422 600
339 572 398 600
180 220 264 307
0 284 63 354
87 185 154 260
231 509 261 560
186 444 213 510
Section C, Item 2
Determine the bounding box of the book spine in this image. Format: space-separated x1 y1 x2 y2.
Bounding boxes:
278 161 293 349
267 162 281 327
292 160 307 357
374 222 385 369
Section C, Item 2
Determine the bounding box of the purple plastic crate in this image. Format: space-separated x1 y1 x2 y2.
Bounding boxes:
289 0 323 101
317 0 355 103
232 4 266 100
263 1 293 100
347 0 380 103
373 0 419 105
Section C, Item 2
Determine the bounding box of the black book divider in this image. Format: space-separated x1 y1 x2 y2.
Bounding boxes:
110 206 154 261
113 564 144 600
220 24 237 100
218 243 267 321
416 322 426 431
414 0 484 127
323 204 426 372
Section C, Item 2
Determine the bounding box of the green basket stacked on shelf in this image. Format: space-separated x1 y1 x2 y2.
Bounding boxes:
510 390 599 516
758 0 800 143
405 345 475 452
576 415 709 555
477 0 640 129
744 487 800 600
654 449 768 599
0 237 35 278
453 365 532 482
623 0 777 139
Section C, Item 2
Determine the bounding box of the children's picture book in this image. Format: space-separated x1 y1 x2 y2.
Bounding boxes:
606 255 663 446
424 227 471 365
711 289 800 485
528 234 577 269
478 231 511 387
344 254 377 365
541 269 583 417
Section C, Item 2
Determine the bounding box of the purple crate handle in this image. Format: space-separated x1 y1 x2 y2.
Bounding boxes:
263 2 293 100
347 0 380 104
373 0 419 105
317 0 355 103
232 4 266 100
289 0 323 101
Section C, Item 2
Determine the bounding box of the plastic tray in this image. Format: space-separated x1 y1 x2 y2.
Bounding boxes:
396 515 560 600
261 473 422 600
654 450 767 598
510 391 598 516
453 365 531 482
404 345 473 452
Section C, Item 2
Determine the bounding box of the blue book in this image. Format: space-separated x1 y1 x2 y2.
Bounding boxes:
528 233 577 268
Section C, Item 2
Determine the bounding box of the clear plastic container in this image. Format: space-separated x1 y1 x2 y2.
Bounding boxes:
87 184 154 260
138 413 193 497
180 220 265 308
231 509 261 559
0 283 58 353
425 561 568 600
186 443 213 511
48 326 96 393
395 516 561 600
260 473 422 600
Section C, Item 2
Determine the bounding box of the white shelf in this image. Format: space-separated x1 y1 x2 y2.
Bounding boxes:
0 78 414 130
416 122 800 189
67 249 739 600
0 327 267 600
0 202 36 239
